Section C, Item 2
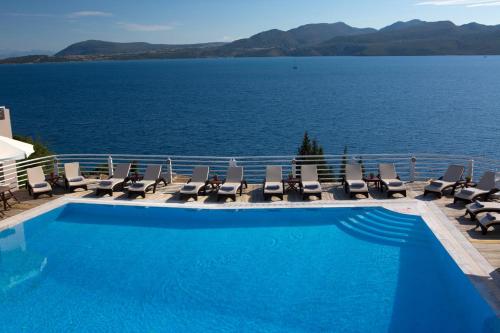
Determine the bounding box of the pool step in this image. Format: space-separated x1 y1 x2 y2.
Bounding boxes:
337 209 430 246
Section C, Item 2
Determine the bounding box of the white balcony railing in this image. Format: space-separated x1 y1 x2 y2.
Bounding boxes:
0 153 499 188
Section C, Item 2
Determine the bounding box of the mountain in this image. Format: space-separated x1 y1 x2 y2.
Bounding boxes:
221 22 375 53
56 40 226 56
310 20 500 56
3 20 500 64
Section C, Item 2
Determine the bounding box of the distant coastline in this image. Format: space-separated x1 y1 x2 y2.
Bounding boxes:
3 19 500 65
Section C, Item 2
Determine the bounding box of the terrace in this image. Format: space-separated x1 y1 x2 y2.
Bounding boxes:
1 151 500 324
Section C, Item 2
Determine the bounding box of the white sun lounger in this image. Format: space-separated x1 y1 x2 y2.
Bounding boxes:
300 165 322 200
466 201 500 221
344 163 369 199
454 171 499 204
96 163 131 196
423 164 465 198
64 162 89 192
127 164 163 198
263 166 283 200
379 163 406 198
477 212 500 235
27 166 52 199
180 166 210 200
217 166 244 202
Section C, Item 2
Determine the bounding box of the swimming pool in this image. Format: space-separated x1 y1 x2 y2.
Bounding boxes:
0 203 497 332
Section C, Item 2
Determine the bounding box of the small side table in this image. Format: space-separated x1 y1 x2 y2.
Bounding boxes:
0 185 19 211
283 178 301 193
45 174 62 188
207 179 223 193
363 177 381 191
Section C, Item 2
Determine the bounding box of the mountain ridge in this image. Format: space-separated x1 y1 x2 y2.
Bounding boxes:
3 20 500 64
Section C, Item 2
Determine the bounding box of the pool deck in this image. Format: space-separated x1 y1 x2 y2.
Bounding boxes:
2 179 500 313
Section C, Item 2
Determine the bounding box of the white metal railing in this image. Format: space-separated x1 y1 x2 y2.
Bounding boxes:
1 153 498 188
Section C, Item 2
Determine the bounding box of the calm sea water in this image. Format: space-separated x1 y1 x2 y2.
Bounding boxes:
0 57 499 157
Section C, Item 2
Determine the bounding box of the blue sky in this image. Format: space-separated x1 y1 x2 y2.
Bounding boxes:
1 0 500 51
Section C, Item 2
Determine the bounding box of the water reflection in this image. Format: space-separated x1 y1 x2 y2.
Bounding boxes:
0 224 47 292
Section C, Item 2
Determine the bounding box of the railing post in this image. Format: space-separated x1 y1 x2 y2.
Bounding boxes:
229 158 237 167
467 159 474 180
0 161 3 185
53 158 59 176
410 156 416 182
107 156 114 176
292 158 297 178
167 158 173 183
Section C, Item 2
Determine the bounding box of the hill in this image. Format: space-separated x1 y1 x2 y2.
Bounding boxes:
2 20 500 64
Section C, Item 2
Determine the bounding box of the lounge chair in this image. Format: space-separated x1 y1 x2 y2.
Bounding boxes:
300 165 322 200
263 166 283 201
217 166 244 202
180 166 209 200
379 163 407 198
127 164 162 198
476 213 500 235
454 171 499 204
465 201 500 221
344 163 369 199
95 163 131 196
423 164 465 198
26 166 52 199
64 162 88 192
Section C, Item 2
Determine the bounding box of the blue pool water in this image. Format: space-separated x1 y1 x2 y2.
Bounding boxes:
0 57 499 157
0 204 498 332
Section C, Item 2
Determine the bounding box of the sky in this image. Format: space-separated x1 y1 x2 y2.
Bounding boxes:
1 0 500 52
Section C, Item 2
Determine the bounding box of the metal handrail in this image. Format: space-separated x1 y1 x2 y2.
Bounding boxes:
1 153 498 187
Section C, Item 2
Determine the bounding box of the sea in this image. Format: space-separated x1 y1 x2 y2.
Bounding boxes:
0 56 499 158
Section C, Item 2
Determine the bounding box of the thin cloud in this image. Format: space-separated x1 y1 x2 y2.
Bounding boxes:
117 22 173 32
416 0 500 6
0 12 56 18
68 11 113 18
1 11 113 19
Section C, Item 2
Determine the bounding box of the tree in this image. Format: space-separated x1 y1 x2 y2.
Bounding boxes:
296 132 332 182
298 132 313 156
13 135 53 159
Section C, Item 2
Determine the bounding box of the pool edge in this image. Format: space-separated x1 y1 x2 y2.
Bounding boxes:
2 196 500 317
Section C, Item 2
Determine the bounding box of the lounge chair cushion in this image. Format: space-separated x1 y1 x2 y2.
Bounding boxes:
346 180 368 192
455 188 489 200
264 182 283 194
182 185 197 192
97 178 123 190
382 179 405 191
387 180 404 187
180 182 205 194
31 182 52 193
69 176 84 183
425 180 454 192
478 213 500 232
302 181 322 193
129 180 156 192
487 213 497 221
466 201 500 214
218 182 240 195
